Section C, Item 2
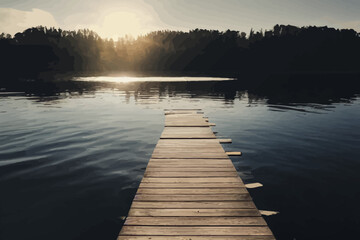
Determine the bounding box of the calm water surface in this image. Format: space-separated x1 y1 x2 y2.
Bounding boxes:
1 78 360 240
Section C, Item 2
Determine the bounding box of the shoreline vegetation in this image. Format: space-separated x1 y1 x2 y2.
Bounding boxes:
1 24 359 97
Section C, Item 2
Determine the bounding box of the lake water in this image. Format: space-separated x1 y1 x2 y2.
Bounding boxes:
1 77 360 240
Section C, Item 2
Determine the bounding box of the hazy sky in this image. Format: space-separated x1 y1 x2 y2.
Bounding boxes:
1 0 359 39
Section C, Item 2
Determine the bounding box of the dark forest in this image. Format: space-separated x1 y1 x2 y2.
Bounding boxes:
1 24 359 82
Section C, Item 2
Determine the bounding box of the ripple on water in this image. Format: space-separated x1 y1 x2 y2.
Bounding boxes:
1 87 360 240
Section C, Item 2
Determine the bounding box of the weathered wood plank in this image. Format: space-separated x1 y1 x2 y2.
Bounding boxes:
226 152 243 156
120 226 272 235
124 216 267 226
161 135 217 139
152 147 225 152
163 127 212 132
148 158 231 162
136 188 248 195
147 164 234 168
165 111 201 115
164 109 203 110
134 194 252 202
160 136 218 139
131 201 256 209
156 142 223 146
161 127 216 139
151 156 229 159
118 110 275 240
144 171 239 177
152 149 226 153
139 182 244 188
165 120 208 122
151 153 229 159
145 167 235 172
156 143 223 145
128 209 261 217
155 144 226 147
165 124 211 127
165 116 209 127
118 236 275 240
141 177 243 183
148 159 232 165
157 139 222 142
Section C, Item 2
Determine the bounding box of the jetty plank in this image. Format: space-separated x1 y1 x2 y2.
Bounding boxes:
120 226 272 235
133 194 252 201
130 201 256 209
136 188 248 195
227 151 243 156
124 216 267 226
128 209 261 217
141 177 243 183
161 127 216 139
144 171 239 177
118 236 275 240
139 182 245 188
118 109 275 239
144 167 236 172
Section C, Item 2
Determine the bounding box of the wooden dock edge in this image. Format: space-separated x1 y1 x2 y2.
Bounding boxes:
118 109 276 239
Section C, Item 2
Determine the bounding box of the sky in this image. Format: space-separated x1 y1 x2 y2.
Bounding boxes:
0 0 359 39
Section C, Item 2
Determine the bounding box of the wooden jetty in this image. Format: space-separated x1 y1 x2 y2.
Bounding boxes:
118 109 275 240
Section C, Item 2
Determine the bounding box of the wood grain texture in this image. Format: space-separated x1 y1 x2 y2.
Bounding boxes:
148 159 233 165
128 209 262 217
118 236 275 240
144 171 239 177
145 167 235 172
139 182 244 188
133 194 252 202
161 127 216 139
131 201 256 209
136 188 248 195
118 110 275 239
146 164 234 168
151 153 229 159
124 216 267 226
120 226 272 235
141 177 243 183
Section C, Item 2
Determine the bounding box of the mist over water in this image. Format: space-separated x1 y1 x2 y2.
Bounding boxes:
1 78 360 240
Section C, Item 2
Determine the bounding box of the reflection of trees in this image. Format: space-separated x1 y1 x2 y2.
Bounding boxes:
248 73 360 105
1 24 359 107
1 25 360 82
18 78 360 109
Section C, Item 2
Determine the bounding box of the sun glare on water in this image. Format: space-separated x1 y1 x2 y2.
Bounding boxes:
74 76 235 83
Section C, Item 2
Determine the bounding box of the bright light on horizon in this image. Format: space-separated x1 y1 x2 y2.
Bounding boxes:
85 9 161 39
1 1 360 39
74 76 235 83
101 12 144 38
0 3 168 39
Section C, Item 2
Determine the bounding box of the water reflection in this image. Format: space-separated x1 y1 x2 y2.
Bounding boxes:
74 76 235 83
3 76 360 111
1 76 360 240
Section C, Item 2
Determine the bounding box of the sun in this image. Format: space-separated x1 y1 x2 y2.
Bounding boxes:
94 9 156 39
102 12 143 38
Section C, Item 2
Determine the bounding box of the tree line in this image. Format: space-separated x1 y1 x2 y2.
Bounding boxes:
1 24 360 81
